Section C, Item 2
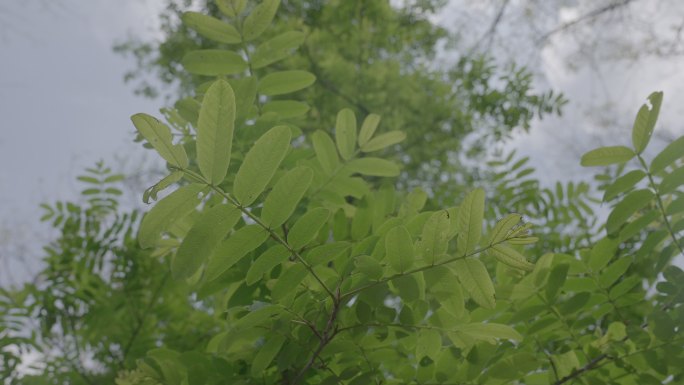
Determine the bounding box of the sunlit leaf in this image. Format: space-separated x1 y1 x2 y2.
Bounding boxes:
490 244 534 271
360 131 406 152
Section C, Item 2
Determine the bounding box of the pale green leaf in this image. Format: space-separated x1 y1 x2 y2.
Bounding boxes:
588 237 618 272
358 113 381 146
453 258 495 309
216 0 246 18
287 207 330 249
139 184 205 249
418 211 450 265
312 130 339 174
489 214 522 244
197 79 236 184
354 255 383 280
242 0 280 41
143 171 183 204
650 135 684 174
173 204 241 280
205 225 269 281
659 166 684 194
386 226 414 273
606 189 654 234
246 245 289 285
360 131 406 152
453 323 522 343
234 126 291 206
182 12 241 44
272 264 307 301
251 334 285 376
491 244 534 271
262 100 310 119
456 188 485 256
580 146 635 167
252 31 305 69
131 113 188 169
227 77 257 120
335 108 357 161
603 170 646 202
632 91 663 154
346 158 400 177
416 329 441 360
258 70 315 96
262 167 313 227
181 50 247 76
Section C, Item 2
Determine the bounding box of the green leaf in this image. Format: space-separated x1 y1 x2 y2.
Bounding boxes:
228 77 257 120
659 166 684 194
580 146 635 167
346 158 400 177
456 189 485 256
386 226 414 273
143 171 183 204
287 208 330 249
262 100 310 119
258 70 315 96
490 244 534 271
588 237 619 272
182 12 241 44
666 195 684 216
216 0 246 18
454 323 521 343
272 264 307 301
599 257 631 288
205 225 269 281
489 214 522 244
246 245 289 285
606 189 654 234
416 329 441 360
232 305 280 331
312 130 339 174
545 263 568 302
251 334 285 376
131 113 188 169
181 50 247 76
335 108 357 161
632 91 663 154
358 113 381 146
252 31 305 69
173 204 241 280
603 170 646 202
262 167 313 227
139 184 205 249
234 126 291 206
418 211 450 265
196 79 236 184
360 131 406 152
453 258 495 309
650 135 684 174
354 255 383 280
242 0 280 41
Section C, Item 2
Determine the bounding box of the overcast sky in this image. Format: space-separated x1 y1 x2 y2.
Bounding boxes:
1 0 683 286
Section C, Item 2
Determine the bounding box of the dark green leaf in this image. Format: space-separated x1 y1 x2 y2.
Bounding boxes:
650 134 684 174
251 335 285 376
246 245 289 285
603 170 646 202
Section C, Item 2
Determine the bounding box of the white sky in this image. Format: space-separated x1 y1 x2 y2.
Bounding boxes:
1 0 683 285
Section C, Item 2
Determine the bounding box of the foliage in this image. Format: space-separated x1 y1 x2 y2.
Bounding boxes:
114 0 566 203
2 1 684 385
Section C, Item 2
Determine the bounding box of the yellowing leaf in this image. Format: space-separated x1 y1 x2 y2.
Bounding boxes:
196 79 236 185
287 208 330 249
262 167 313 227
335 108 357 161
234 126 291 206
258 70 315 96
182 12 241 44
182 50 247 76
139 184 205 249
453 258 495 309
580 146 635 167
131 113 188 169
242 0 280 41
173 204 241 280
386 226 414 273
